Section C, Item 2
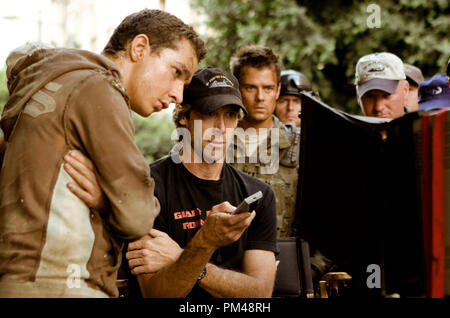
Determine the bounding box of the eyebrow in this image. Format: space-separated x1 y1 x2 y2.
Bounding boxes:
241 83 276 88
176 61 192 81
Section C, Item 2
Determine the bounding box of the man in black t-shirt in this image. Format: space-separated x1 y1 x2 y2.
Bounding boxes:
129 68 277 298
63 68 278 298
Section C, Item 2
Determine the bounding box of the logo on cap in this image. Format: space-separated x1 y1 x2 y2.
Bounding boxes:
432 86 443 95
207 75 234 88
355 52 405 85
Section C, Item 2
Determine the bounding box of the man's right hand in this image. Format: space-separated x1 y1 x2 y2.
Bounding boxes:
194 201 256 250
127 229 183 275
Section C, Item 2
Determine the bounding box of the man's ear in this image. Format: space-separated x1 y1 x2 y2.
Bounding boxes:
356 88 365 114
179 116 188 127
403 80 409 100
128 34 151 62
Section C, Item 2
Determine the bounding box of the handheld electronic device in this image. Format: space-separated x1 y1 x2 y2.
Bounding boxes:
232 191 263 214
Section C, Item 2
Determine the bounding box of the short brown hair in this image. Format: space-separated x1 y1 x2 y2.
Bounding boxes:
230 45 282 82
103 9 207 62
173 103 192 128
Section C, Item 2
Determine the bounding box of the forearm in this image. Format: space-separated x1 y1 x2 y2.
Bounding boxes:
198 263 273 298
138 231 215 298
67 75 160 240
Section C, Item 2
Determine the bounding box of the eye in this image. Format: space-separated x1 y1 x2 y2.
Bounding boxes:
226 111 237 118
172 67 182 77
362 93 374 100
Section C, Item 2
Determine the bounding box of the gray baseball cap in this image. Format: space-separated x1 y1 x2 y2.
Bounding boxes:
404 63 424 86
355 52 406 98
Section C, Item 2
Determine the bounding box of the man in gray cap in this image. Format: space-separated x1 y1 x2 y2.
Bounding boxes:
355 52 409 119
404 63 424 111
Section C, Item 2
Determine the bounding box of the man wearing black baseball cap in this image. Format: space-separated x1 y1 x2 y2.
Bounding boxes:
62 68 278 298
125 67 278 298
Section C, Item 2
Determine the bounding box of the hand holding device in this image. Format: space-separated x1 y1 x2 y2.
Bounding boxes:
232 191 263 215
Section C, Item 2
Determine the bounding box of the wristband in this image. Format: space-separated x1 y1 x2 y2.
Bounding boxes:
197 266 207 281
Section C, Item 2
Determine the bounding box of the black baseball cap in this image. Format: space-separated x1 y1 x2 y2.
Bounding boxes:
182 67 247 115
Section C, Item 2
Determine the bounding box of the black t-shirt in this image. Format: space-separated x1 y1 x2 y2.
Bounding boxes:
149 155 278 299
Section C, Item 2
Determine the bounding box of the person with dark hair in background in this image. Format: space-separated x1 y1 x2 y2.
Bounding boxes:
0 9 206 298
229 45 300 238
229 46 332 286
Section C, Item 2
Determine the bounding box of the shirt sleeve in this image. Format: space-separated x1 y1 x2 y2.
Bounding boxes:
150 162 168 233
65 72 160 241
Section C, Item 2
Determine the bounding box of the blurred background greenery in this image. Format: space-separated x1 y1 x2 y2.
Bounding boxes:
0 70 7 113
131 112 176 163
192 0 449 114
1 0 449 162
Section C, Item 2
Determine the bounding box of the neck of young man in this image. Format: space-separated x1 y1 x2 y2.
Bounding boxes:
181 146 224 181
104 53 132 87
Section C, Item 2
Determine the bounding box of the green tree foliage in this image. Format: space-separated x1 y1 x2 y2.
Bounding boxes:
192 0 450 114
132 112 176 163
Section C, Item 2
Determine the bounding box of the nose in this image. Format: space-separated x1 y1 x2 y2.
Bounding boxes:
373 96 386 114
256 87 265 101
215 115 227 133
286 100 296 112
169 80 184 104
